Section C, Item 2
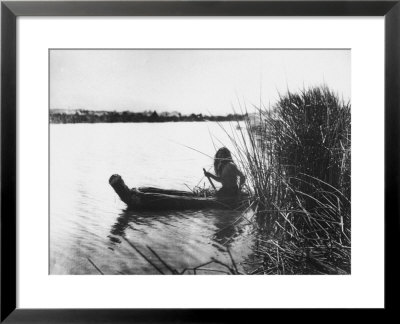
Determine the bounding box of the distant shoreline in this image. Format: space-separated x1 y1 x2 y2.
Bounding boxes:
50 109 246 124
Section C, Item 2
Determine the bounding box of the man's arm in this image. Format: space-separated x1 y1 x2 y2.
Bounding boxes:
235 167 246 188
204 170 221 183
238 171 245 188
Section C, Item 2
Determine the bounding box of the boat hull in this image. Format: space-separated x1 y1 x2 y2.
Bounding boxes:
109 174 239 210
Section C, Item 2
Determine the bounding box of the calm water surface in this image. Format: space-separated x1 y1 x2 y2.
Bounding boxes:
50 122 256 274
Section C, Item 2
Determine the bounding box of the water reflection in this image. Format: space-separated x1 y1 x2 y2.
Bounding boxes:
109 207 252 254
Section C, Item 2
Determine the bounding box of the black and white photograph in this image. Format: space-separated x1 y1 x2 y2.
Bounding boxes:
49 49 351 275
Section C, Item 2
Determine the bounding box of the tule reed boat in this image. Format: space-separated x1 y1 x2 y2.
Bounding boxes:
109 174 247 210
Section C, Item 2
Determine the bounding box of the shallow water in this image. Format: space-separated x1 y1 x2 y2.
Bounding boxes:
50 122 256 274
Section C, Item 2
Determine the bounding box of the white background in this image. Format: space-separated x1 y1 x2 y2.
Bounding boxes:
17 17 384 308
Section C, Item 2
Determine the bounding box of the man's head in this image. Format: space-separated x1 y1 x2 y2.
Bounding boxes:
214 147 233 176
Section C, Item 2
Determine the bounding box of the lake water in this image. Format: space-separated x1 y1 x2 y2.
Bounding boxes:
50 122 257 275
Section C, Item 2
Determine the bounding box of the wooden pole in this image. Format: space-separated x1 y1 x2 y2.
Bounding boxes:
203 168 216 190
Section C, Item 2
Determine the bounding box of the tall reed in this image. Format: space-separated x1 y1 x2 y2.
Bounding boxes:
231 86 351 274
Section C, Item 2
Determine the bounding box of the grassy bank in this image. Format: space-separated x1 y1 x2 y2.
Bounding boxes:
233 86 351 274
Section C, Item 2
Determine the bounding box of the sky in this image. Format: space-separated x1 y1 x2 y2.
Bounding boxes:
50 49 350 115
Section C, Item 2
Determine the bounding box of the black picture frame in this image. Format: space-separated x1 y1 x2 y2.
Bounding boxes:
1 0 399 322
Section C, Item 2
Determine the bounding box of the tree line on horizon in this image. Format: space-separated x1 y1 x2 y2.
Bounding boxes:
49 109 246 124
